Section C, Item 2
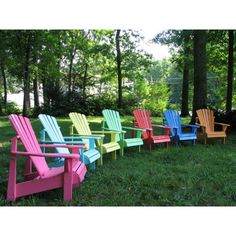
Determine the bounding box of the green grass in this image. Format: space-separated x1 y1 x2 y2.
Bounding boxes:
1 116 236 206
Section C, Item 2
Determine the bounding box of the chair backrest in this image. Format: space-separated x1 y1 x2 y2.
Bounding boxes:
102 109 122 141
196 109 214 132
38 114 70 154
69 112 92 135
9 114 49 177
163 110 182 136
133 109 152 139
69 112 92 147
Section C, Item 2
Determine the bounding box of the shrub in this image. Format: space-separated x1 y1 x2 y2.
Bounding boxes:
215 109 236 130
1 102 21 115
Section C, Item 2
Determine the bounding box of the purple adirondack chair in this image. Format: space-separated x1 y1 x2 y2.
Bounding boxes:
7 114 87 202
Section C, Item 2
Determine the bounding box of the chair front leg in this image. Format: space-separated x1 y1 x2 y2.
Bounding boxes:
192 126 198 134
222 125 228 133
112 151 117 160
97 138 104 166
7 154 17 201
63 158 73 202
119 133 125 157
89 162 96 170
7 137 19 201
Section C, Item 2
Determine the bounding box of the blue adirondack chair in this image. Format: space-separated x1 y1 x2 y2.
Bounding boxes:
38 114 101 170
163 110 199 145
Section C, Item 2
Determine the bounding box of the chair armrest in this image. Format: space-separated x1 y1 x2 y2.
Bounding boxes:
214 122 230 127
122 126 145 132
40 140 85 145
145 128 153 131
195 123 205 127
78 135 102 140
92 130 120 135
39 144 86 149
152 124 171 130
79 131 106 138
11 151 80 159
182 124 200 128
103 127 126 133
67 134 102 139
63 136 85 140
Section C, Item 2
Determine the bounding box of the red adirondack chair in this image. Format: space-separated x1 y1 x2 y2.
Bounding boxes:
7 114 87 202
133 109 171 151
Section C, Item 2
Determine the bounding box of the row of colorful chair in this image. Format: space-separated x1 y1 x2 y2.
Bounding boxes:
6 108 229 202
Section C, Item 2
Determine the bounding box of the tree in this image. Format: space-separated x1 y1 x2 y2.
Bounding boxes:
181 32 192 116
115 30 122 108
0 30 9 107
226 30 234 114
0 29 153 116
191 30 207 123
153 30 193 116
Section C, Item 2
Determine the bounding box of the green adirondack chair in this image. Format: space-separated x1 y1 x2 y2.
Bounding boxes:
102 109 144 156
69 112 120 165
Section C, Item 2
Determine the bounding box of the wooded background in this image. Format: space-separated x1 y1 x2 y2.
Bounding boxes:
0 30 234 123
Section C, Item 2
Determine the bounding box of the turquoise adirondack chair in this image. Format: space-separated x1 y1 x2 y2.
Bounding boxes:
38 114 101 170
69 112 120 165
163 110 199 145
102 109 144 156
7 114 87 202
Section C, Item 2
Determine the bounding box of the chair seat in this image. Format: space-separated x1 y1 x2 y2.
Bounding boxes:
102 142 120 153
83 149 101 164
41 161 86 182
179 133 197 140
124 138 143 147
151 135 171 143
206 131 226 138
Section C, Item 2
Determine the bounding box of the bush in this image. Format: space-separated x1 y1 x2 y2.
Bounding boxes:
89 93 117 116
1 102 21 115
214 109 236 130
117 94 139 115
31 91 118 117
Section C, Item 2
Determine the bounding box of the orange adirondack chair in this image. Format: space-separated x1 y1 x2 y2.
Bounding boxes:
196 109 230 144
133 109 171 151
7 114 87 202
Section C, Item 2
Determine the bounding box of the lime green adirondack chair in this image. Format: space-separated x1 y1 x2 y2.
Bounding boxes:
102 109 144 157
69 112 120 165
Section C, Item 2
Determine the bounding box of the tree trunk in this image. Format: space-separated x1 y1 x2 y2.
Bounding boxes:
22 33 32 117
0 63 7 106
82 63 88 101
42 77 49 107
181 65 190 117
33 75 39 108
68 49 75 93
191 30 207 123
116 30 122 109
226 30 234 114
181 33 191 117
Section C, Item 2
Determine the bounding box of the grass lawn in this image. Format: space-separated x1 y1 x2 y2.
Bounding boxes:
0 115 236 206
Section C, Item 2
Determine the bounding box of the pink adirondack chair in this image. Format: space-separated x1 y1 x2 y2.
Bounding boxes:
7 114 87 202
